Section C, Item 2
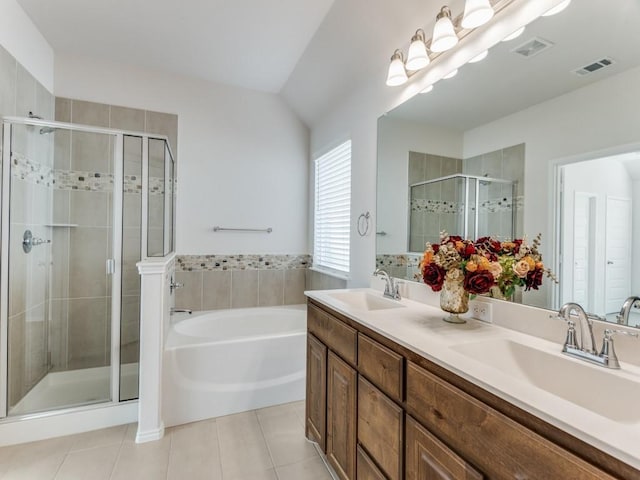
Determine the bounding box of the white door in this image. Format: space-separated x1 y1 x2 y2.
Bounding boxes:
572 193 594 310
605 196 632 313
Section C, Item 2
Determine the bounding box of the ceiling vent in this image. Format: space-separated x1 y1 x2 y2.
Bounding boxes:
511 37 554 58
573 57 616 76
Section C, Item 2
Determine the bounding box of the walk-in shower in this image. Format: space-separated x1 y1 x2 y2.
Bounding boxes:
409 174 517 252
0 116 175 419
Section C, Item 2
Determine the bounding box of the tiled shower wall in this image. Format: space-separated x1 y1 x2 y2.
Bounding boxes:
0 44 55 407
174 255 346 310
463 143 525 238
380 144 525 281
52 97 178 371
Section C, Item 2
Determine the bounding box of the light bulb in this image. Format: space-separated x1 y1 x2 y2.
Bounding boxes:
461 0 494 29
443 69 458 79
421 85 434 94
542 0 571 16
431 7 458 53
502 26 525 42
386 50 408 86
468 50 488 63
406 30 430 71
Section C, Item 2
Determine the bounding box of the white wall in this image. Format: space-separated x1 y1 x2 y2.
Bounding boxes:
0 0 54 92
55 54 309 255
377 116 462 254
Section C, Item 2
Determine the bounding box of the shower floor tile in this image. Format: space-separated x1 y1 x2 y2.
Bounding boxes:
0 400 335 480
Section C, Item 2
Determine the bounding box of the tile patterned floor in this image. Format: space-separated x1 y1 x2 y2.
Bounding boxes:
0 401 334 480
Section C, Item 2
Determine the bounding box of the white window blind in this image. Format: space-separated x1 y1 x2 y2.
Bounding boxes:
314 140 352 274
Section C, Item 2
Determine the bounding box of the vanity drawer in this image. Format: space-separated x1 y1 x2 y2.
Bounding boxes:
358 333 403 402
308 303 357 365
357 446 387 480
406 362 616 480
358 376 403 480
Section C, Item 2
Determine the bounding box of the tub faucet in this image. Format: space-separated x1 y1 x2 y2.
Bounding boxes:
171 307 192 315
617 296 640 326
373 268 401 300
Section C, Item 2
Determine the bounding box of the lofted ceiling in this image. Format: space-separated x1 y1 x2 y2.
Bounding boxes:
15 0 337 94
16 0 461 126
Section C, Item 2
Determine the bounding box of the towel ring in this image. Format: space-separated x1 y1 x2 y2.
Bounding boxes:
357 211 370 237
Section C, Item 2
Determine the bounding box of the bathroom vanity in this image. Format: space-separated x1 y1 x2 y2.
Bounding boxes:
305 290 640 480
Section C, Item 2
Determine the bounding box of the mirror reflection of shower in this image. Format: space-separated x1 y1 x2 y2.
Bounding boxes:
409 174 517 253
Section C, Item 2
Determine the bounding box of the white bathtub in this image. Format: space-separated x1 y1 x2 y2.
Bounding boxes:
162 305 307 427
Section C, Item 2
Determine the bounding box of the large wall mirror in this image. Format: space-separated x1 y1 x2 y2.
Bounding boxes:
376 0 640 326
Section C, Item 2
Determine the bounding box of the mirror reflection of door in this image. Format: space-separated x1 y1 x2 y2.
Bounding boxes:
605 197 632 314
559 153 638 317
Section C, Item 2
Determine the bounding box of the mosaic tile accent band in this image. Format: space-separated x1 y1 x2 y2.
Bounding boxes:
376 254 422 269
176 254 312 272
411 196 524 214
12 153 170 194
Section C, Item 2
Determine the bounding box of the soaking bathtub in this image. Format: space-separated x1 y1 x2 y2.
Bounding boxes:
162 304 307 427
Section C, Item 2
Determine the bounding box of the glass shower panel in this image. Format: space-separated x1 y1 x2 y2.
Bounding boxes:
120 135 142 401
477 179 515 240
7 125 117 415
165 142 174 255
147 138 165 256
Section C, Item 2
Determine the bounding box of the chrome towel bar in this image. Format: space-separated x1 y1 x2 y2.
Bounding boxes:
213 226 273 233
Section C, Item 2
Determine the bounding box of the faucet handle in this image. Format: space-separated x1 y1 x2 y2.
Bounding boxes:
603 328 639 340
599 329 638 369
563 320 580 351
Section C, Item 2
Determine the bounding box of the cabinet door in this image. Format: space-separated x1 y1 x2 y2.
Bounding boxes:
406 415 483 480
327 351 357 480
357 446 387 480
358 377 403 480
306 334 327 450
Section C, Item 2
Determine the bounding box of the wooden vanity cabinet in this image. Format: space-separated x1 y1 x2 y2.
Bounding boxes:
327 351 357 480
306 299 633 480
305 333 326 449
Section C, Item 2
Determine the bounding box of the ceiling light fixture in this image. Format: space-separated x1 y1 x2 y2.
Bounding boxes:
385 50 409 86
542 0 571 17
443 69 458 79
385 1 562 88
502 26 525 42
431 7 458 53
421 85 434 94
468 50 488 63
406 30 430 71
461 0 494 29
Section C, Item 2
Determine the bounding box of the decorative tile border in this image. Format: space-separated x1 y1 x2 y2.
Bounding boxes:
176 254 312 272
12 153 170 195
11 153 54 187
411 196 524 215
376 254 422 269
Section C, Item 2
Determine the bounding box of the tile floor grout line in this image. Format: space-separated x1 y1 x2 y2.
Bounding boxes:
212 418 224 480
107 428 128 480
254 408 282 480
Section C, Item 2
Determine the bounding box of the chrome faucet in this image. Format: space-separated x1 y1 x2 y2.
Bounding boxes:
170 307 192 315
554 302 638 369
617 296 640 326
373 268 401 300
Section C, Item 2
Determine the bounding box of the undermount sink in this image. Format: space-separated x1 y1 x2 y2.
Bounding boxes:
451 338 640 423
327 291 406 311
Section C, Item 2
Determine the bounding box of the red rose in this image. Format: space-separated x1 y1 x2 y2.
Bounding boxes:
463 271 495 294
463 244 476 258
423 264 446 292
524 267 543 291
432 244 440 253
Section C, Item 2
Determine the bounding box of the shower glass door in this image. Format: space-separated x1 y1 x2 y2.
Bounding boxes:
4 122 120 416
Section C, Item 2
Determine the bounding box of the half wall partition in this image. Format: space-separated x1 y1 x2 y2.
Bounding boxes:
0 116 175 418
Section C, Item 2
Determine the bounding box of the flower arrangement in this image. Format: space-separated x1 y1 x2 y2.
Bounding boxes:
419 231 556 298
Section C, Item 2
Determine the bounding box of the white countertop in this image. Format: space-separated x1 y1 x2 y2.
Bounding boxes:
306 288 640 471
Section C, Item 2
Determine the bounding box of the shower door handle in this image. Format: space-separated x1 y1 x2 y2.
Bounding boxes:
106 258 116 275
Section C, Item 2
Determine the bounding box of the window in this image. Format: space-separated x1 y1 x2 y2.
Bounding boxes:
313 140 352 275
